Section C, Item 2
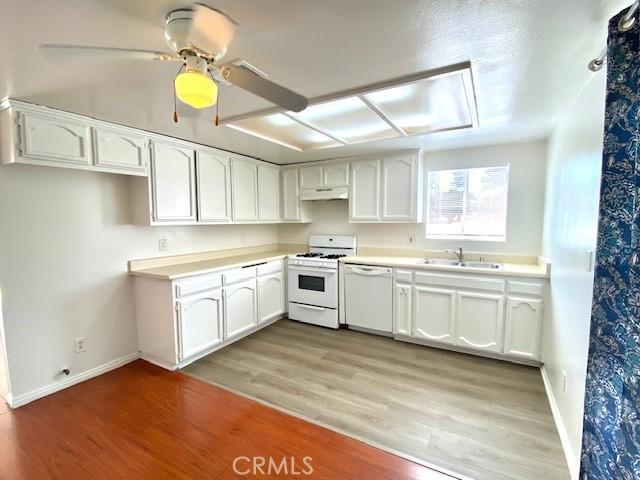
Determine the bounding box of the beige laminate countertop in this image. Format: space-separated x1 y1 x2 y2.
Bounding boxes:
340 256 549 279
130 250 300 280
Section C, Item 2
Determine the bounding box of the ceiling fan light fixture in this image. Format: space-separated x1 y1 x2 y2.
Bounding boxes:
175 55 217 109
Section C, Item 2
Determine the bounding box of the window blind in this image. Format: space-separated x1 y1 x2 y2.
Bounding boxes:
426 165 509 240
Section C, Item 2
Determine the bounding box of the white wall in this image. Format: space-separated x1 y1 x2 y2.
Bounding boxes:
540 73 606 478
279 141 548 256
0 164 277 399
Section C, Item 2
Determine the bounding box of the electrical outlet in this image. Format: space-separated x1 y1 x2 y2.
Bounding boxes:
74 337 86 354
561 370 567 392
158 238 167 252
408 234 418 246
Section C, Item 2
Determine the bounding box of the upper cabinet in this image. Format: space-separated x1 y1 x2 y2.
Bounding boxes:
150 140 197 223
299 165 323 189
196 150 232 223
281 168 311 223
258 163 281 222
323 162 349 187
350 151 422 223
93 126 148 175
231 157 258 222
299 161 350 198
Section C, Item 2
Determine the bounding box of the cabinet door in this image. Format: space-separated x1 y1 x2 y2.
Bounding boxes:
281 168 301 221
19 110 91 166
381 154 417 222
413 285 455 344
456 291 504 353
323 162 349 187
151 141 196 222
232 158 258 221
299 165 323 189
394 283 412 335
224 279 257 338
177 289 224 361
196 150 231 222
92 126 148 175
504 296 542 360
349 159 380 222
258 163 281 221
257 272 285 323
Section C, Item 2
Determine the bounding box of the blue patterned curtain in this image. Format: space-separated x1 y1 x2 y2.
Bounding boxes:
580 7 640 480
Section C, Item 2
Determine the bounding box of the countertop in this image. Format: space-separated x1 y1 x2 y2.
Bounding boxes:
340 256 549 279
130 250 300 280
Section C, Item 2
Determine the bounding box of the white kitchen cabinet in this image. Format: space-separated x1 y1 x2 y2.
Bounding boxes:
177 289 224 362
299 165 323 189
18 109 91 166
504 296 543 360
350 159 381 221
150 140 197 222
323 162 349 187
258 163 280 222
92 126 148 175
381 153 420 222
196 150 232 223
456 291 504 353
257 272 285 323
231 158 258 222
224 278 258 338
393 282 412 336
413 285 456 344
281 168 311 222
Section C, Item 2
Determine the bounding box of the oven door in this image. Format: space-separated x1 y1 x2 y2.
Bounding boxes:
288 265 338 309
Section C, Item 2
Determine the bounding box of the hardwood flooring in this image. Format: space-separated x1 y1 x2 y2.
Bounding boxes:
0 359 452 480
185 319 569 480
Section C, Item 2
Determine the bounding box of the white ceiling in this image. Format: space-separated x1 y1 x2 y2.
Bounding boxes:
0 0 625 164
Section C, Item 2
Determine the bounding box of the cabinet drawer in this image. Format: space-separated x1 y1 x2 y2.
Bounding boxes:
415 271 505 293
174 273 222 298
223 266 257 285
508 280 545 297
257 259 283 276
395 269 413 282
288 302 338 329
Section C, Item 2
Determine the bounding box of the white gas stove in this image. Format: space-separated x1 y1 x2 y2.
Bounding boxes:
287 234 356 329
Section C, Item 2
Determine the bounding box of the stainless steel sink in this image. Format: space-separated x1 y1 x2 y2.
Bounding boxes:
460 261 503 270
421 258 503 270
422 258 461 266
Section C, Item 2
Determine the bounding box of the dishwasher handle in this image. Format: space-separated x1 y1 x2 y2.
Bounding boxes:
345 265 392 276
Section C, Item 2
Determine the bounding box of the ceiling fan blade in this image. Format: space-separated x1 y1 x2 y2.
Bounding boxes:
191 4 237 61
220 64 308 112
38 44 180 62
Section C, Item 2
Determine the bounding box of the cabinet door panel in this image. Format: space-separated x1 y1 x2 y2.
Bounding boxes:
93 127 148 174
505 296 542 360
224 279 257 338
197 151 231 222
258 164 280 221
413 285 455 344
258 272 284 323
456 291 504 353
232 159 258 221
299 165 323 189
20 111 90 165
178 290 223 361
394 283 412 335
151 141 196 222
349 159 380 222
381 154 417 221
281 168 300 221
323 162 349 187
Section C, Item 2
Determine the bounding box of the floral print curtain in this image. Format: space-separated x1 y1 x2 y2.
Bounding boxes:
580 7 640 480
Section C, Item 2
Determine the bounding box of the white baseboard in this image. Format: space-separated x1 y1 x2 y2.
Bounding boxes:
8 352 140 409
541 366 579 480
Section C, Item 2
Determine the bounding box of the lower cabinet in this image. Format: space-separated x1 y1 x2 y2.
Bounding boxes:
257 272 285 324
177 289 224 362
456 291 504 353
504 296 543 360
224 278 258 339
413 285 456 344
393 282 412 336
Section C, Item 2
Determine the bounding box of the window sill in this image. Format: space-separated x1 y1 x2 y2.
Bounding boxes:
425 235 507 242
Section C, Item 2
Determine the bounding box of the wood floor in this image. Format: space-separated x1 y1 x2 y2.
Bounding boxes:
185 319 569 480
0 359 452 480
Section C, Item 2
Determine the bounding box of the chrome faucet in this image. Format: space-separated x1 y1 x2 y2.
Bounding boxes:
445 247 464 263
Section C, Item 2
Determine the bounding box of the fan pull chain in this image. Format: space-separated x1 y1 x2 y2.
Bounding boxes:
173 65 185 123
209 71 220 126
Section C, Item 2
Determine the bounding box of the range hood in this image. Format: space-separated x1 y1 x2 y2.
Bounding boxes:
299 186 349 201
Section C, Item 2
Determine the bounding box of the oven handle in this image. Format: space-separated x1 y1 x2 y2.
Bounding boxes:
288 265 337 275
296 304 326 311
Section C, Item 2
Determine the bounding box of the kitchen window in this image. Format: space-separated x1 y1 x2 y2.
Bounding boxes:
426 165 509 241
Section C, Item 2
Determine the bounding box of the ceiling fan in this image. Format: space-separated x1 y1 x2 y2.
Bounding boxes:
39 3 309 123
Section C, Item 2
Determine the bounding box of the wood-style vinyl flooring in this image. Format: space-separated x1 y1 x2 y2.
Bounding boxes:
0 360 450 479
185 319 570 480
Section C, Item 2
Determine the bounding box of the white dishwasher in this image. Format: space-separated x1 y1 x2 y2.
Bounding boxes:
344 264 393 333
